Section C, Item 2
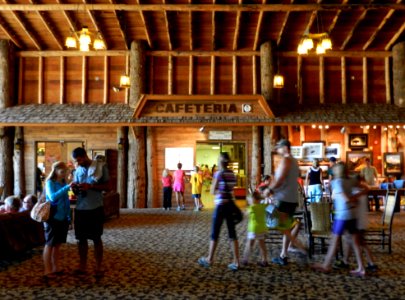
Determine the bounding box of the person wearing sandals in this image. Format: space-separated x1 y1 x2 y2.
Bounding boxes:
43 161 73 280
198 152 240 271
312 162 366 277
269 139 308 266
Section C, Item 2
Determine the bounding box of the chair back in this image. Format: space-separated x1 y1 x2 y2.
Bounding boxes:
309 202 331 233
383 190 397 227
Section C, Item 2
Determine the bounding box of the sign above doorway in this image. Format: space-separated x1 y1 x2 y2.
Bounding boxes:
208 131 232 140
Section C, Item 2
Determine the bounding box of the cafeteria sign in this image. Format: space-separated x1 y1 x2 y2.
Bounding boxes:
209 131 232 140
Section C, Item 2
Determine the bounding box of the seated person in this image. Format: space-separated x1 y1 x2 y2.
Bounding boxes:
20 194 38 212
0 195 21 213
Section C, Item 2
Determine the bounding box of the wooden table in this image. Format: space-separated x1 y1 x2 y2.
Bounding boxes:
367 188 404 212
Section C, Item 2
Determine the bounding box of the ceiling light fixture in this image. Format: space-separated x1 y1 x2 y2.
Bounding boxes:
273 54 284 88
65 26 106 52
297 32 332 55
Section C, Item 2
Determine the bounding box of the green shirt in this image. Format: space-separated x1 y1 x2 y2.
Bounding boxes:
247 203 268 235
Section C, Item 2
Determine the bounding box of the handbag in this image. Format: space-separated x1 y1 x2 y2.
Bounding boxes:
30 197 51 222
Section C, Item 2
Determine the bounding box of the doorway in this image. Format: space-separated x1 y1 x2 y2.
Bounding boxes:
196 141 247 198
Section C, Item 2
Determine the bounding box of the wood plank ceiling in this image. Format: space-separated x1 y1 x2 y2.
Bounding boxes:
0 1 403 55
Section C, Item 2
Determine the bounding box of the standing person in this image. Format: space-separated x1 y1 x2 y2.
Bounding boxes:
328 157 337 181
269 139 308 266
203 164 212 192
312 162 365 277
190 166 203 211
71 147 110 279
43 161 72 280
173 162 186 211
305 158 324 202
198 152 240 271
161 168 173 210
36 167 44 196
360 158 379 211
242 191 268 267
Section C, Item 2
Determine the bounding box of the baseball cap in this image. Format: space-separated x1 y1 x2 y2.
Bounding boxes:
329 156 337 163
275 139 291 148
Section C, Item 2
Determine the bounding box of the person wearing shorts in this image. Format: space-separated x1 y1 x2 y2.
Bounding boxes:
312 162 365 277
71 147 110 279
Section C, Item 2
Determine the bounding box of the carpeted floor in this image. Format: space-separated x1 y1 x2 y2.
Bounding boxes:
1 203 405 299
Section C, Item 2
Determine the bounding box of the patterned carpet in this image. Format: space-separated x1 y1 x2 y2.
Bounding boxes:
1 202 405 299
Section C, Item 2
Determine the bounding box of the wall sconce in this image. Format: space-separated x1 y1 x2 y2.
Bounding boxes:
117 138 125 151
273 74 284 89
120 75 130 88
14 138 23 151
199 126 205 132
112 86 122 93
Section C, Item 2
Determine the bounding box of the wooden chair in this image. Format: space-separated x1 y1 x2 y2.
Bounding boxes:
303 201 332 258
365 190 397 254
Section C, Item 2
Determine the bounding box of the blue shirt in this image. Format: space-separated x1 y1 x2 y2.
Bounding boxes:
331 178 355 220
45 180 71 222
73 163 109 210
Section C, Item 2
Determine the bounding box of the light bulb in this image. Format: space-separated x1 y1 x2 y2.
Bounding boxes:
316 43 325 54
297 43 308 55
93 37 106 50
79 42 90 52
65 36 77 48
321 36 332 50
79 27 91 46
302 37 314 50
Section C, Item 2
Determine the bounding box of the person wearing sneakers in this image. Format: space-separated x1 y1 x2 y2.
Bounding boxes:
190 166 203 211
242 191 269 267
198 152 240 271
268 139 308 266
312 162 365 277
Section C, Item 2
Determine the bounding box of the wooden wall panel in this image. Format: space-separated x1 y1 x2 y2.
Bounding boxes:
238 56 254 94
324 57 342 104
43 57 60 104
23 126 119 195
305 126 321 141
279 57 297 105
65 57 83 104
87 57 105 104
368 58 386 104
194 57 211 94
216 57 232 94
108 56 127 103
346 57 363 104
22 58 39 104
153 126 253 208
173 56 189 95
152 56 168 94
302 57 319 105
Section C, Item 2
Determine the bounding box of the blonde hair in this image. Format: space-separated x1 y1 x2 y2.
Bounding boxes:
162 168 170 177
46 161 67 182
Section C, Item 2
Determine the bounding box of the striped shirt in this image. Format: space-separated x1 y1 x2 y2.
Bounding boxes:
213 170 236 205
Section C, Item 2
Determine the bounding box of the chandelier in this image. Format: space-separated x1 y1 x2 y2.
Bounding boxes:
297 32 332 55
65 26 106 51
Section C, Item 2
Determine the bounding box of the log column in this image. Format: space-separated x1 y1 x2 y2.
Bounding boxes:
13 127 25 198
261 41 275 176
117 127 128 208
393 42 405 107
146 127 157 208
251 126 261 189
128 41 147 208
0 40 16 199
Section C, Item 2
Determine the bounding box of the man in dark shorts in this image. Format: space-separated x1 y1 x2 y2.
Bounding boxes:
71 147 110 278
268 139 308 266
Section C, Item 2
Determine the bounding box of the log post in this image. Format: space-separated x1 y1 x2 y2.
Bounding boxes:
13 127 25 198
0 40 16 199
251 126 261 190
393 42 405 107
146 127 156 208
261 41 275 176
127 40 147 208
117 127 128 208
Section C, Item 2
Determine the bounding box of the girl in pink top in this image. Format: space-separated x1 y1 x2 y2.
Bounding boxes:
173 162 186 211
161 168 173 210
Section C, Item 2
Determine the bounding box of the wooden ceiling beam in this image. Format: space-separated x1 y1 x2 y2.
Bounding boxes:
162 0 172 51
252 0 266 51
189 0 193 50
232 0 242 51
17 50 393 57
136 0 152 48
82 0 108 50
4 0 42 50
385 21 405 50
276 0 294 47
0 4 404 12
328 0 349 33
340 9 368 50
212 0 216 50
29 0 63 50
109 0 130 50
55 0 79 42
0 15 23 48
363 0 402 50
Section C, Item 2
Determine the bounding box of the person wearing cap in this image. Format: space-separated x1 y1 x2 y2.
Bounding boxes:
268 139 308 266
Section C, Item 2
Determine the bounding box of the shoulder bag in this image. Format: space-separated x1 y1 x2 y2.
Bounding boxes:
30 196 51 222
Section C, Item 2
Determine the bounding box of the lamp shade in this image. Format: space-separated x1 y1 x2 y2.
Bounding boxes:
65 36 77 48
120 75 131 88
273 74 284 88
